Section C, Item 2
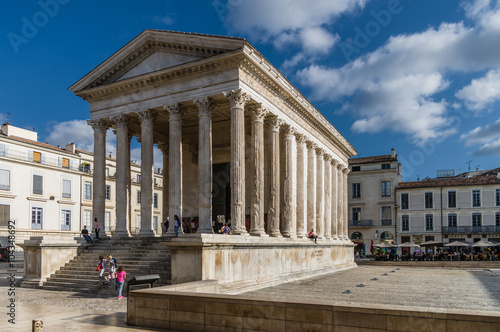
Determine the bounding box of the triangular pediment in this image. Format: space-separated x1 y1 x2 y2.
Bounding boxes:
69 30 247 92
116 51 202 81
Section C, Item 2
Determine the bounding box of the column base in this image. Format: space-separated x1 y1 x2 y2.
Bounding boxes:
250 229 268 237
137 229 156 237
113 230 131 238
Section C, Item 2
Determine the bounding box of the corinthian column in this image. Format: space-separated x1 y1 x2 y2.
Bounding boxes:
249 104 267 236
165 103 183 236
324 154 332 240
343 167 350 241
158 143 169 236
337 164 344 240
295 134 307 238
267 115 281 237
87 119 110 236
194 97 215 234
316 148 325 239
137 109 156 237
306 141 316 233
224 89 250 235
282 125 297 238
331 159 338 240
112 115 131 237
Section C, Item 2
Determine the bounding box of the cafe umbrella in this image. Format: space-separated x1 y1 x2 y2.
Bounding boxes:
443 241 470 261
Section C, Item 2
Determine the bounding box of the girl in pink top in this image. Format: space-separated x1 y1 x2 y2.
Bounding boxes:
115 266 126 299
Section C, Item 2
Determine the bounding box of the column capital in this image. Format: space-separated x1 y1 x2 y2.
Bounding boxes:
194 97 215 116
164 103 183 120
315 147 324 156
266 115 282 132
157 143 169 154
331 159 339 166
306 140 317 150
324 154 332 161
294 132 306 144
138 109 157 126
248 103 268 122
87 119 110 134
342 167 350 174
223 89 250 109
337 163 344 170
282 124 296 137
111 114 130 129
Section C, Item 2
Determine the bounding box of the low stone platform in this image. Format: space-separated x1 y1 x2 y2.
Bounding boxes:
358 260 500 268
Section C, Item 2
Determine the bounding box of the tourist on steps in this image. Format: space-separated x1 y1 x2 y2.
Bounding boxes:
93 218 101 240
174 215 180 237
115 266 127 300
308 229 318 243
105 256 116 283
97 256 107 285
81 226 93 243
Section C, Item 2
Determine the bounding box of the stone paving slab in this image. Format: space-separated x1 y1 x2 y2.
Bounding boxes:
244 266 500 312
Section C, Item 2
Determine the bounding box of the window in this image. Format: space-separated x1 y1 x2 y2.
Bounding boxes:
62 179 71 198
472 213 482 227
153 216 158 233
0 169 10 190
0 204 10 227
105 168 109 177
136 214 141 231
381 206 391 225
84 209 92 229
84 182 92 200
352 183 361 199
105 211 110 232
381 181 391 197
154 193 158 208
33 151 41 163
425 192 433 209
447 191 456 208
497 189 500 206
62 158 69 169
105 185 111 200
425 214 433 231
401 193 409 209
137 190 141 204
496 212 500 226
33 175 43 195
61 209 71 231
351 166 360 172
137 174 141 183
352 207 361 221
448 214 457 227
401 215 409 231
472 190 481 207
31 207 43 229
381 163 390 169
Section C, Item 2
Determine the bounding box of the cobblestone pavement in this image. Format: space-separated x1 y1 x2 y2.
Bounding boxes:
244 266 500 312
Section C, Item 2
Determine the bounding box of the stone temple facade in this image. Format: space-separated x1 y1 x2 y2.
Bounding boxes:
70 30 358 288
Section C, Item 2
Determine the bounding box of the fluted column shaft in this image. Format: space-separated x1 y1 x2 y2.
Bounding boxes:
306 142 316 233
316 149 324 239
296 135 307 238
224 89 249 235
282 126 297 238
88 119 109 236
337 164 344 240
158 144 169 235
249 105 267 236
195 97 215 234
331 160 338 240
113 115 131 237
138 110 156 236
267 117 281 237
324 155 332 240
343 168 349 240
165 104 183 236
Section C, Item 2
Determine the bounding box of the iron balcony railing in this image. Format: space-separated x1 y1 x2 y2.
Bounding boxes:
443 226 500 234
348 220 373 227
381 219 392 226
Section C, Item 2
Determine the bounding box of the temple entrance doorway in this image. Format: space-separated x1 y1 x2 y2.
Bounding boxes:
213 163 230 231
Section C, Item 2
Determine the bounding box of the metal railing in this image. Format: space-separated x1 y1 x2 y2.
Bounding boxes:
443 226 500 234
381 219 392 226
348 220 373 227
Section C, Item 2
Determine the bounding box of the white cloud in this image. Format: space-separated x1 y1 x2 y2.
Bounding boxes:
296 1 500 145
460 117 500 155
475 138 500 156
455 69 500 110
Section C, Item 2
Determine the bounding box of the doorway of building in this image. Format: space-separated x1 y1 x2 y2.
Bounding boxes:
213 163 230 230
351 232 364 256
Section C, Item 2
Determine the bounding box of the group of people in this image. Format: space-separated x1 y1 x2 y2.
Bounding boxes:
81 218 101 243
97 254 127 299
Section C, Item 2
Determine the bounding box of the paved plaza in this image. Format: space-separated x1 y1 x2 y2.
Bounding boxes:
1 266 499 330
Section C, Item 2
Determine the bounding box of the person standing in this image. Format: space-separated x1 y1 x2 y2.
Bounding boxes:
115 266 127 299
97 256 107 285
93 218 101 240
162 217 169 235
174 215 180 238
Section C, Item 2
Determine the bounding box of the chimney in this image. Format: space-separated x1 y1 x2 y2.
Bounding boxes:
391 148 396 159
109 152 113 158
65 143 76 153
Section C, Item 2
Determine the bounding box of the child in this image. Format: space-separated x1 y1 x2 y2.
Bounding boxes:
97 256 107 285
105 257 116 283
115 266 127 300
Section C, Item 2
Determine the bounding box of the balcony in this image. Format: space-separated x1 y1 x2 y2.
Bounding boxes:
348 220 373 227
443 226 500 234
381 219 392 226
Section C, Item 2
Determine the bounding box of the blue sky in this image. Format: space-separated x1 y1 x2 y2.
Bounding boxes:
1 0 499 180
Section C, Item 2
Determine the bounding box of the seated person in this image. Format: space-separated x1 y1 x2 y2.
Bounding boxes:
307 229 318 243
219 223 230 235
81 226 93 243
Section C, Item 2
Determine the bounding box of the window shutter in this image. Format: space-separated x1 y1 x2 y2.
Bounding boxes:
62 179 71 198
0 144 5 156
28 150 33 162
0 169 10 190
33 175 43 195
69 159 73 170
41 153 46 164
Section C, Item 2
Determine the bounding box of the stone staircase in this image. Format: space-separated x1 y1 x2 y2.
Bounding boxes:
23 237 172 296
